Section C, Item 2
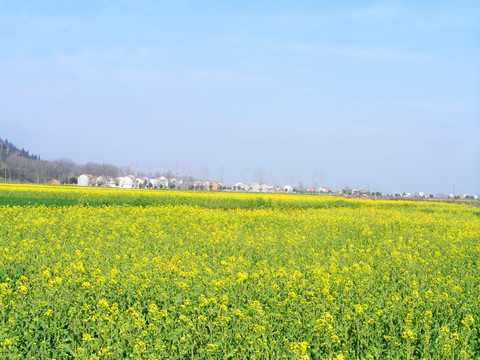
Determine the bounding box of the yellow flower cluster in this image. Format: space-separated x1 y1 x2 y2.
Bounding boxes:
0 183 479 358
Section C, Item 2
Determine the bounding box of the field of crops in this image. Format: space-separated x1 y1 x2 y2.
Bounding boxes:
0 184 479 359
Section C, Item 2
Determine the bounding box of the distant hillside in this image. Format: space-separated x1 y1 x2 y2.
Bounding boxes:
0 138 188 185
0 138 124 183
0 138 40 162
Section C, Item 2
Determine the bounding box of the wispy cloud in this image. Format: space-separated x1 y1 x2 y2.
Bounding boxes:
0 46 173 100
271 41 439 63
0 12 75 29
323 43 438 63
183 69 276 88
273 2 404 24
351 2 404 19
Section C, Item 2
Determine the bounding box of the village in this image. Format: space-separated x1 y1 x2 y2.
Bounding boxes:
77 173 353 195
2 138 476 200
74 174 479 200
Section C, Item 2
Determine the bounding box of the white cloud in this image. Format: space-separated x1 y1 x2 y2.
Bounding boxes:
183 69 275 88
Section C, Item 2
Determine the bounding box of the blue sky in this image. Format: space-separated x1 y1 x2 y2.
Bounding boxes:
1 1 479 194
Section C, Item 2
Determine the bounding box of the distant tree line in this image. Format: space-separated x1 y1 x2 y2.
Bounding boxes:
0 138 199 185
1 155 129 184
0 138 127 184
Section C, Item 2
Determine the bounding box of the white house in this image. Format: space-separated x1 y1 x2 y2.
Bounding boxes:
95 176 116 187
136 177 148 188
284 185 293 193
78 174 93 187
168 177 183 189
148 178 159 189
95 176 107 187
234 182 250 191
157 176 169 189
251 182 262 192
118 175 135 189
251 182 272 193
105 177 116 188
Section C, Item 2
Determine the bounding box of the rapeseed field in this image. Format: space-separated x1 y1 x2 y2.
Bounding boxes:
0 184 479 359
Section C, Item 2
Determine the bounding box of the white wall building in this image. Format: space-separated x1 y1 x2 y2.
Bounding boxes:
157 176 169 189
95 176 116 187
148 178 159 188
136 177 148 188
234 182 251 191
118 175 135 189
251 182 272 193
78 174 92 187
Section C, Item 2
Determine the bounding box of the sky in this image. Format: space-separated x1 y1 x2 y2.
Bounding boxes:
1 1 479 194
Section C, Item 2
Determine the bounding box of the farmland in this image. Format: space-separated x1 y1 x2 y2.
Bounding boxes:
0 184 479 359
